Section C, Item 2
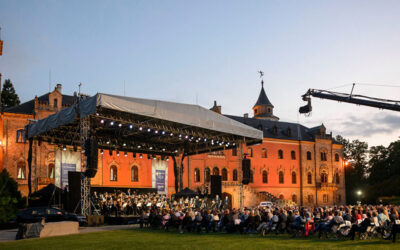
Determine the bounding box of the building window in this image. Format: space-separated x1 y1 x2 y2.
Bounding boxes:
278 150 283 159
291 150 296 160
307 172 312 184
320 152 327 161
307 195 314 204
323 194 329 203
17 162 26 180
16 129 26 143
205 168 211 182
292 194 297 203
212 167 219 176
261 148 267 158
247 147 253 157
232 147 237 156
233 169 238 181
54 99 58 108
110 165 117 181
250 170 254 183
48 163 55 179
279 171 284 184
222 168 228 181
321 172 328 184
291 172 297 184
335 172 340 184
335 153 340 162
131 166 139 182
307 151 312 160
262 171 268 183
194 168 200 182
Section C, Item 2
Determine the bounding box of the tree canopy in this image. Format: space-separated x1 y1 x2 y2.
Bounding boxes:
1 78 20 108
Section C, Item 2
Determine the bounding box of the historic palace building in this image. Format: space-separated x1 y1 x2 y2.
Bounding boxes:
1 81 346 207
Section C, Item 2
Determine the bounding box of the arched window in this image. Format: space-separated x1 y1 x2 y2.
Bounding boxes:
335 172 340 184
307 151 312 160
131 166 139 182
307 172 312 184
323 194 329 203
194 168 200 182
279 194 284 200
17 162 26 180
307 195 314 204
335 153 340 162
291 150 296 160
221 168 228 181
247 147 253 157
233 169 238 181
292 194 297 203
291 172 297 184
321 172 328 183
48 163 55 179
54 99 58 108
278 150 283 159
204 168 211 182
262 170 268 183
212 167 219 176
320 151 327 161
110 165 117 181
250 170 254 183
279 171 284 184
261 148 268 158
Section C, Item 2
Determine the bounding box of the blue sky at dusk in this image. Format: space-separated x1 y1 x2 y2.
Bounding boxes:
1 0 400 146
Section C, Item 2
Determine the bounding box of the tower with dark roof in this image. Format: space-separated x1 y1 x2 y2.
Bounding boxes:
253 80 279 121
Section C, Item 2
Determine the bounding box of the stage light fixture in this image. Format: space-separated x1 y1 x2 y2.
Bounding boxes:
147 128 151 132
116 150 120 156
161 131 165 135
170 133 173 136
162 148 165 151
155 130 158 134
153 155 157 160
233 143 236 146
149 146 153 150
179 134 182 138
62 145 67 151
137 145 141 149
100 119 104 124
106 141 110 145
123 143 126 147
204 138 207 142
100 149 104 155
110 121 114 126
139 154 143 159
139 126 143 131
118 123 122 127
185 135 189 139
124 152 128 157
166 157 169 161
174 150 178 153
129 124 133 129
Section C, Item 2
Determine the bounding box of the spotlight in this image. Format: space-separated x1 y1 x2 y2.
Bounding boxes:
129 124 133 129
100 149 104 155
162 148 165 151
166 157 169 161
96 113 99 116
123 143 126 147
139 126 143 131
63 145 67 151
185 135 189 139
116 150 120 156
155 130 158 134
174 150 178 153
118 123 122 127
139 154 143 159
161 131 165 135
137 145 141 149
170 133 173 136
204 138 207 142
107 141 110 145
100 119 104 124
147 128 151 132
179 134 182 138
153 155 157 160
149 146 153 150
233 143 236 146
124 152 128 157
110 121 114 126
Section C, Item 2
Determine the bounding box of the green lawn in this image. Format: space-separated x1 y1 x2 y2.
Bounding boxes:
0 228 398 250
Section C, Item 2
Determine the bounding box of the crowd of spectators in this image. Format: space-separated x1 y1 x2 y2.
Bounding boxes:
92 191 400 243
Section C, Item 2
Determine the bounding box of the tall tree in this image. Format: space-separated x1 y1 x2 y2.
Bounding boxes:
335 135 368 204
1 79 20 108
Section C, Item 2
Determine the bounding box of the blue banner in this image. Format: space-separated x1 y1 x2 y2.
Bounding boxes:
155 170 165 192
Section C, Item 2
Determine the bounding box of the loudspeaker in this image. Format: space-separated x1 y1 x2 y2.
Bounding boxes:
68 171 82 212
242 158 251 185
84 138 98 178
211 175 222 195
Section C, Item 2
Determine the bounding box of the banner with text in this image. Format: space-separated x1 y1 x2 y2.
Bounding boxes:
151 159 168 194
55 149 81 188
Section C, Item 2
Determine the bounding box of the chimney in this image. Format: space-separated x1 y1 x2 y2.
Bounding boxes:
244 113 249 118
210 100 222 114
55 83 62 93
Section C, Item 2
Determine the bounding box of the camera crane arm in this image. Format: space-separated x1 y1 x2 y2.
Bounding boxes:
299 87 400 114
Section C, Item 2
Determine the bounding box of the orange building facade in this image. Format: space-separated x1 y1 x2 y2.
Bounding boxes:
2 81 345 207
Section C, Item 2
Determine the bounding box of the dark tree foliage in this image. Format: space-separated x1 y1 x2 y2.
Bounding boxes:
335 135 368 204
1 79 20 108
0 169 24 223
